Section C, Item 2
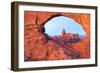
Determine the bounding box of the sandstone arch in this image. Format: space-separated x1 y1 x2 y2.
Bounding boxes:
24 11 90 61
25 11 90 40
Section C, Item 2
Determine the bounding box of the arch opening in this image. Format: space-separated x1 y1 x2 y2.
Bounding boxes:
44 16 86 42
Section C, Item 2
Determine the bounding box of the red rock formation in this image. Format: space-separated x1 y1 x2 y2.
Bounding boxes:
24 11 90 61
61 29 81 41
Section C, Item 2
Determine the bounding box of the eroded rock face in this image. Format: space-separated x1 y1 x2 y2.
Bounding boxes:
24 24 71 61
24 11 90 61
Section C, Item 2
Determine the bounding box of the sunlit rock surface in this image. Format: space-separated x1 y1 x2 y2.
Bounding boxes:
24 11 90 61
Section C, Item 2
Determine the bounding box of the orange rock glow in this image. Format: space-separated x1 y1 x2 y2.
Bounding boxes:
24 11 90 61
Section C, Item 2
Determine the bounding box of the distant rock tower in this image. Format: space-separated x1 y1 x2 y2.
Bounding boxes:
62 29 66 36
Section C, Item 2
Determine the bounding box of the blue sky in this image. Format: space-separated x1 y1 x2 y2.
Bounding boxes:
44 16 85 36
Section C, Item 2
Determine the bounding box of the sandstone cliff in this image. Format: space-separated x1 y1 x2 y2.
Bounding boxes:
24 11 90 61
